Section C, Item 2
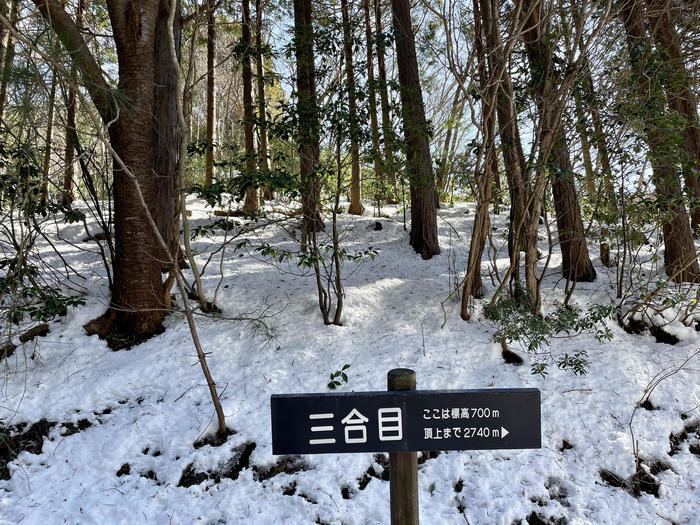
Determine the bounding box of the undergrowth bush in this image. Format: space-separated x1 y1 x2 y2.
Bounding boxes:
484 291 617 376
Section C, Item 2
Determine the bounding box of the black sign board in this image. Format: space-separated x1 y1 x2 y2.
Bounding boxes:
271 388 540 455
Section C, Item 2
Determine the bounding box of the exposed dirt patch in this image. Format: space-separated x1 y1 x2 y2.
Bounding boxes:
454 478 464 493
502 342 524 365
619 315 647 335
600 461 663 498
253 455 307 481
618 315 679 345
524 511 568 525
178 442 257 487
341 485 353 499
559 440 574 452
1 419 56 480
545 477 569 506
356 454 390 491
116 463 130 477
282 481 297 496
599 469 626 489
177 463 208 487
60 418 93 437
629 468 660 497
141 470 158 482
648 325 679 345
1 341 16 359
640 399 657 411
669 419 700 456
193 427 236 449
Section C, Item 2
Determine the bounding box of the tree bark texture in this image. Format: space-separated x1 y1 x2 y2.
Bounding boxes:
0 0 17 119
34 0 168 335
620 0 699 282
461 0 493 318
255 0 272 200
436 88 462 204
293 0 323 247
391 0 439 259
0 1 8 80
242 0 259 214
342 0 364 215
363 0 382 198
41 69 57 205
374 0 397 197
645 0 700 234
205 0 216 186
107 0 166 334
61 0 84 206
152 0 181 267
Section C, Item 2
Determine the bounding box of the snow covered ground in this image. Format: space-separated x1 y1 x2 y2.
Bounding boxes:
1 199 698 524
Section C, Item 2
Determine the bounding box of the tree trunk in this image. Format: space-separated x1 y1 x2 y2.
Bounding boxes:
461 0 493 318
41 69 57 206
242 0 259 214
436 87 462 205
294 0 323 247
520 0 595 283
374 0 396 198
0 1 8 80
205 0 216 186
620 0 699 282
363 0 382 200
255 0 272 200
549 131 596 282
391 0 439 258
61 0 84 206
645 0 700 234
575 56 617 267
341 0 364 215
481 0 532 296
0 0 17 119
33 0 167 336
106 1 165 335
573 90 595 200
152 0 181 268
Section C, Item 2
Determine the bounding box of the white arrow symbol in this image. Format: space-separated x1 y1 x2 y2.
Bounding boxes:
501 427 509 439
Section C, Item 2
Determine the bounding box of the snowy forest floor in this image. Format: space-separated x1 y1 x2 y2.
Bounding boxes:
1 198 698 525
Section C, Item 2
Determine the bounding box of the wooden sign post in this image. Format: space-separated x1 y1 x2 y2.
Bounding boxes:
388 369 418 525
270 369 541 524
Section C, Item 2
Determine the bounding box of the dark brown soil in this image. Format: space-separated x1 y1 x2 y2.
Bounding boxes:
116 463 131 477
193 427 236 449
253 455 307 481
61 419 93 437
178 442 256 487
1 419 56 480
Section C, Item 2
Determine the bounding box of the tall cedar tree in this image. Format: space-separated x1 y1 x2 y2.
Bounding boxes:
152 0 182 267
619 0 700 282
645 0 700 234
374 0 397 198
342 0 364 215
205 0 216 186
390 0 439 258
0 0 17 119
293 0 323 247
242 0 259 214
363 0 382 195
255 0 273 199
